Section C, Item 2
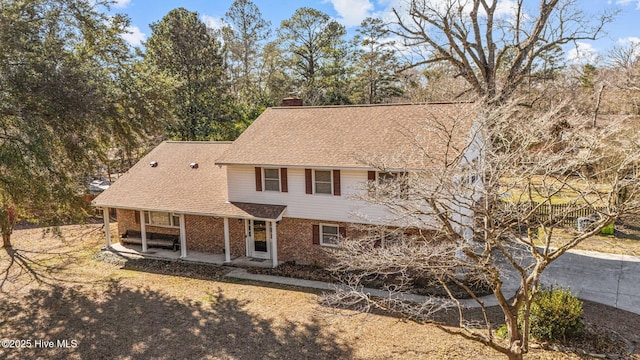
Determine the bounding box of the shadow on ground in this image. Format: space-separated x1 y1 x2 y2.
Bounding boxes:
0 280 353 360
0 246 88 294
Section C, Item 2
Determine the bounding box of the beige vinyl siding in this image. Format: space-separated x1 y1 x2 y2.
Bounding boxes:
226 165 393 225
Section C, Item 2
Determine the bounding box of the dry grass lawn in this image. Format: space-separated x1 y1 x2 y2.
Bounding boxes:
0 223 638 359
536 216 640 256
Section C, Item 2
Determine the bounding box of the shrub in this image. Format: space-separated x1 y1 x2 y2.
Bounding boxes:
496 324 509 339
526 285 584 342
600 222 615 235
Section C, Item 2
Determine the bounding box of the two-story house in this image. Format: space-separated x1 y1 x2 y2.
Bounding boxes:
92 102 478 267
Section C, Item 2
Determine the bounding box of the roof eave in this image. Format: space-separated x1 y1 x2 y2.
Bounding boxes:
214 162 421 172
92 204 286 222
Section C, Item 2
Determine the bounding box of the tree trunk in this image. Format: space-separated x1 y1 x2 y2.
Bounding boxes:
0 205 15 248
592 83 605 127
506 316 524 360
506 351 523 360
2 232 11 248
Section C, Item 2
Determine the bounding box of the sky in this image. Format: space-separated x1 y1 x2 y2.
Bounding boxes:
109 0 640 64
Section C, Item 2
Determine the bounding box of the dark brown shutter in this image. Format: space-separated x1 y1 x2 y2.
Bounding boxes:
280 168 288 193
333 170 341 196
400 172 409 199
368 171 376 181
312 225 320 244
338 226 347 239
305 169 313 194
255 167 262 192
134 211 140 224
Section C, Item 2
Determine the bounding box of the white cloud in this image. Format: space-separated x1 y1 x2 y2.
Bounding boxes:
121 26 145 47
615 0 640 9
375 0 523 27
494 0 520 19
618 36 640 45
112 0 131 9
616 37 640 58
567 42 599 64
200 14 228 30
326 0 375 27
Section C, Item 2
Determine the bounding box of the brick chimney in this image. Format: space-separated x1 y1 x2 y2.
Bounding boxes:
280 93 303 107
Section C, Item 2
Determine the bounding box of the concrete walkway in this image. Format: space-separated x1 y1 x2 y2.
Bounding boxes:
224 268 519 310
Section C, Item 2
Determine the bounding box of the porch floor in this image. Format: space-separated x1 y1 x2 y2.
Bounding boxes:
108 242 276 268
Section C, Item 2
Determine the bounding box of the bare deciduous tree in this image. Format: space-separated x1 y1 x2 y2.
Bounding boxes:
325 100 640 360
604 42 640 115
391 0 616 104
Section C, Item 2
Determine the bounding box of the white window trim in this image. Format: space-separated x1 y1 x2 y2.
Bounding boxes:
263 167 281 192
313 169 333 195
320 223 340 247
144 211 180 228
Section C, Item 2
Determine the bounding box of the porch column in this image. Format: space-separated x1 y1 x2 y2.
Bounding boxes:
103 208 111 247
271 221 278 268
179 214 187 258
140 210 148 252
244 220 250 257
223 217 231 263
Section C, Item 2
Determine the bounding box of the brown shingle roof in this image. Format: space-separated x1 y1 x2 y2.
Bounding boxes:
92 142 286 220
216 102 477 170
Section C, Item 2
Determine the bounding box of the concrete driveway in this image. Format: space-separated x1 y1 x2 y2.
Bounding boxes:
540 250 640 315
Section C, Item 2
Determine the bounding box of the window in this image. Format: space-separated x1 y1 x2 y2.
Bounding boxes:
377 172 409 198
315 170 332 194
320 224 339 247
264 168 280 191
378 172 397 183
144 211 180 228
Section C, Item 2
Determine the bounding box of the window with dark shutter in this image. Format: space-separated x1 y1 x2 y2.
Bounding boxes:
319 224 339 246
312 224 320 244
264 168 280 191
333 170 341 196
378 171 409 199
314 170 332 194
280 168 288 192
339 226 346 239
255 167 262 191
134 211 140 224
305 169 313 194
368 171 376 181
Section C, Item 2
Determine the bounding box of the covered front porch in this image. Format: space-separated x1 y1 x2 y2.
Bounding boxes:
98 202 287 268
107 242 277 268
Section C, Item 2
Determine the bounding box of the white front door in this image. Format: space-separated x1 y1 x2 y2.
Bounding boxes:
246 220 270 259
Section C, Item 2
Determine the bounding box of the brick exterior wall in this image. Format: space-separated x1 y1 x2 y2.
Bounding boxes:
227 219 246 257
116 209 376 266
184 215 247 256
276 218 363 266
115 209 246 257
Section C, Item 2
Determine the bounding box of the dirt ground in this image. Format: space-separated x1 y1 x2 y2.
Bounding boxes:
0 223 638 360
